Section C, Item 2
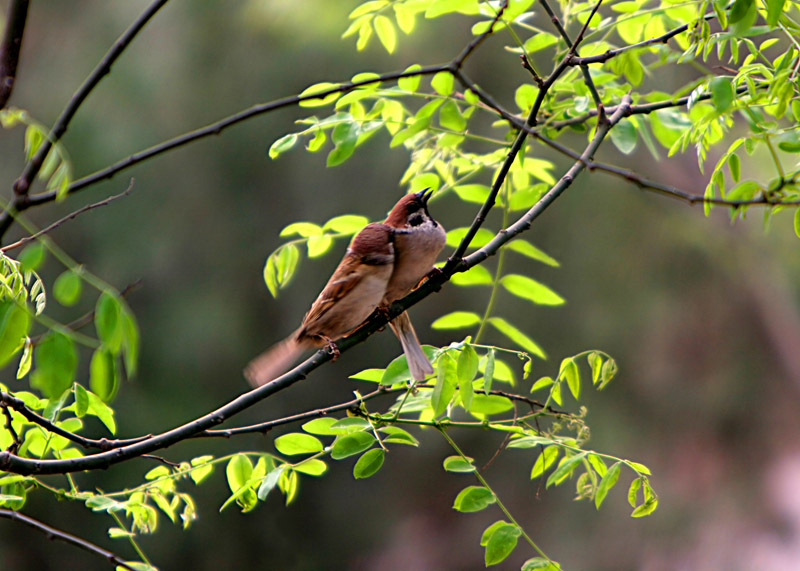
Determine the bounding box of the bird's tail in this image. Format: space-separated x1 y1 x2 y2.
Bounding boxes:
244 336 311 387
389 311 434 381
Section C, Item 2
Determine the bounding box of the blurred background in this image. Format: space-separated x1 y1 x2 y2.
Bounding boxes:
1 1 799 569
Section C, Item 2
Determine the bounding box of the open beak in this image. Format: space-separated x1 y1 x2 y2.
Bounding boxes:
415 187 434 204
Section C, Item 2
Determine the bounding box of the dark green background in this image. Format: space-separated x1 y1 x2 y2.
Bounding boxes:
1 1 799 569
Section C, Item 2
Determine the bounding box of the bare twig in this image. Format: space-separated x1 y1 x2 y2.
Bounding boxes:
569 13 716 65
1 403 20 452
453 0 509 67
0 0 29 109
0 508 139 570
1 180 134 253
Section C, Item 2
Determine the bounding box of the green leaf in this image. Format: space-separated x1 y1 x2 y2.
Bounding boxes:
628 476 642 507
426 0 481 18
374 15 397 53
489 317 546 359
15 337 32 379
445 227 494 249
439 101 467 131
226 454 253 493
294 458 327 476
327 121 359 167
274 433 324 455
483 349 495 394
431 71 454 96
73 383 89 417
443 455 476 473
189 456 215 484
501 274 564 306
530 445 560 478
450 264 493 286
264 243 300 297
18 242 45 273
559 357 580 399
32 330 77 399
280 222 322 238
484 522 521 566
524 33 558 53
508 240 559 266
432 311 481 329
301 417 342 435
546 452 587 488
394 4 415 34
432 353 457 415
120 307 139 377
85 389 116 434
323 214 370 234
331 432 375 459
398 64 422 91
353 448 385 479
51 269 82 307
522 557 562 570
268 133 298 159
595 461 621 509
95 292 123 353
380 353 413 385
298 82 342 108
794 209 800 239
379 426 419 446
0 301 30 368
457 345 478 410
710 77 734 112
453 485 495 512
329 417 370 432
468 394 513 416
89 348 117 402
453 184 490 204
632 497 659 517
609 118 638 154
257 465 285 500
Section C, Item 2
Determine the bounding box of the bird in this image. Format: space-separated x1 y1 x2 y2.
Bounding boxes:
382 188 447 381
245 222 395 387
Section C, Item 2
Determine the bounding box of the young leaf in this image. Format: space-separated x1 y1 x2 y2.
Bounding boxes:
95 292 123 353
453 485 495 512
373 15 397 53
294 458 328 476
0 301 30 368
507 240 559 266
53 269 82 306
89 348 117 402
17 242 45 273
546 452 587 488
432 311 481 329
595 461 621 509
484 522 521 566
710 77 734 111
226 454 253 494
432 352 457 415
443 455 476 473
353 448 385 479
331 432 375 459
274 433 324 455
530 445 560 479
431 71 454 95
379 426 419 446
558 358 580 399
500 274 565 306
457 345 478 410
483 349 495 394
489 317 546 359
32 330 77 399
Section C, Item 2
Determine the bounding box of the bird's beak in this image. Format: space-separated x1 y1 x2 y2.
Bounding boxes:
415 187 434 204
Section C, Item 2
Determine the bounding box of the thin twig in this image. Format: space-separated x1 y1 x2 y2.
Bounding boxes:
10 0 170 197
0 0 29 109
0 508 139 571
452 0 509 67
1 180 134 253
1 403 20 452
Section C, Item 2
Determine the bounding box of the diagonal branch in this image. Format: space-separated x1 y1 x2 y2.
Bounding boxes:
1 180 134 253
10 0 170 198
0 508 139 570
0 0 29 110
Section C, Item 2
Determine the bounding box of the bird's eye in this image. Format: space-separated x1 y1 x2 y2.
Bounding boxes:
408 213 424 226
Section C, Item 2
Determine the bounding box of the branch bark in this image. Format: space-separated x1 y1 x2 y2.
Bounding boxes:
0 0 29 110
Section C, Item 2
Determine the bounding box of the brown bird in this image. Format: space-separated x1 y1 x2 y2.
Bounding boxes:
382 188 446 381
245 222 395 387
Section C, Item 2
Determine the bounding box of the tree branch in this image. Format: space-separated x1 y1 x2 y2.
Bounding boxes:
0 0 29 110
10 0 170 198
1 179 134 253
0 508 139 570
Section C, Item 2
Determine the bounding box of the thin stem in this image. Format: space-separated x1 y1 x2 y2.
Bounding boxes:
437 426 552 562
0 0 29 109
0 508 139 570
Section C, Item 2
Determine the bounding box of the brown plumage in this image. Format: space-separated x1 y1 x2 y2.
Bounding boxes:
382 188 446 381
245 222 395 387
